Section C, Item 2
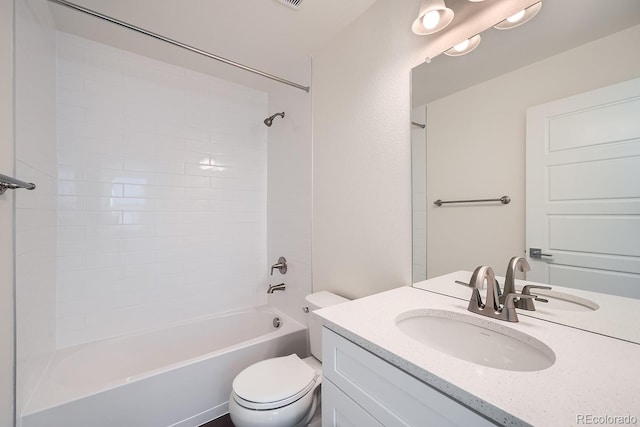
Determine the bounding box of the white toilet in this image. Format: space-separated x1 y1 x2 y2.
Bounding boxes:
229 291 348 427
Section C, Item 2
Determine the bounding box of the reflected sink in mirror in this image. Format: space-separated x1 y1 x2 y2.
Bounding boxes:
534 289 599 312
396 309 555 372
413 271 640 345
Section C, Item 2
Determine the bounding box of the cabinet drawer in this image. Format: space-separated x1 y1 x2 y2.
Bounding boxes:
323 379 384 427
322 328 495 427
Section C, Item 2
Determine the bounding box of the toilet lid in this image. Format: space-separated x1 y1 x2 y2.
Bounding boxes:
232 354 317 406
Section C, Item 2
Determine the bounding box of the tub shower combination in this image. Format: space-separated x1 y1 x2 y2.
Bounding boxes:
21 307 307 427
15 2 311 426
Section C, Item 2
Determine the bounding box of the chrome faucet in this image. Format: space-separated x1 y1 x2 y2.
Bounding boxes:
267 283 286 294
499 256 551 310
500 256 530 303
467 265 536 322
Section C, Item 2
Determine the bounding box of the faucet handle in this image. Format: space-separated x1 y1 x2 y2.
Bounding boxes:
456 278 501 295
521 284 551 295
501 293 537 322
270 256 287 275
519 285 552 309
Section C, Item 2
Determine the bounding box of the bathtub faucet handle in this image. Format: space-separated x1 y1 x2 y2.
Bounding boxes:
270 256 287 275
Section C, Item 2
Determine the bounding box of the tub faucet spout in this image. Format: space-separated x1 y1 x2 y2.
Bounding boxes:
267 283 286 294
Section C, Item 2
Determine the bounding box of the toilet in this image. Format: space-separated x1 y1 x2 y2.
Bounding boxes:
229 291 349 427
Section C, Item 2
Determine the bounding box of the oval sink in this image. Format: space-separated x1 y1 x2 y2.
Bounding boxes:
396 309 555 372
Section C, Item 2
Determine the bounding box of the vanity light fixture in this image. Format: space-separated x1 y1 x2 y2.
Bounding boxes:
412 0 455 35
493 1 542 30
443 34 481 56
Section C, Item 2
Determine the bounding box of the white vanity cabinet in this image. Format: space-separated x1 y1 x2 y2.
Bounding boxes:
321 328 496 427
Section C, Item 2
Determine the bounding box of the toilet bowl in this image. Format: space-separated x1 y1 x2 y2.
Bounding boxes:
229 292 348 427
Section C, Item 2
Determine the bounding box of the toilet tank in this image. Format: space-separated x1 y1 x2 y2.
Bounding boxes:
305 291 349 361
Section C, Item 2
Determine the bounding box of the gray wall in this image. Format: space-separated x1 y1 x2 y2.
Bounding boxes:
0 0 16 424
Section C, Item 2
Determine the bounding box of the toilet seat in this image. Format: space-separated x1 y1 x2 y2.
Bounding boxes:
232 354 319 411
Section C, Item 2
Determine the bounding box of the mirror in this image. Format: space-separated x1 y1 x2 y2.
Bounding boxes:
411 0 640 343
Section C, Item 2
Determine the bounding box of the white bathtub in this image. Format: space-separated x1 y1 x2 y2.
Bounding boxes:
21 306 308 427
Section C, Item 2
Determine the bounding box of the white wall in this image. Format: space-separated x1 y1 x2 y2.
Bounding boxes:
14 0 57 416
54 32 270 347
266 79 313 325
0 0 15 424
311 0 423 299
424 25 640 278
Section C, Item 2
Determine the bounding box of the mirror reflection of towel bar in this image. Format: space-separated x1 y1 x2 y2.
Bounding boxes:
434 196 510 206
0 173 36 195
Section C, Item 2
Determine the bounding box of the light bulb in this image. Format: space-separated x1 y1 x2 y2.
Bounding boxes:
453 39 470 52
422 10 440 30
506 9 526 23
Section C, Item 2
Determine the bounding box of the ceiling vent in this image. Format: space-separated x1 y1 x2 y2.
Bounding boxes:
275 0 303 10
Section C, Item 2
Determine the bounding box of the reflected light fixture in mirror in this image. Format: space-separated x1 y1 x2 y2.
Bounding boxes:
419 0 544 62
494 2 542 30
444 34 481 56
412 0 455 35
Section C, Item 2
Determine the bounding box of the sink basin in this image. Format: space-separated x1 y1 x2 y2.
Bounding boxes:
396 309 555 372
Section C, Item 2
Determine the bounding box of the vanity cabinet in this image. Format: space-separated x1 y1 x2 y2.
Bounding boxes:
321 328 496 427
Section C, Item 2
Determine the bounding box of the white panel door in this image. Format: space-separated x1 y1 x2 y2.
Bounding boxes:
526 78 640 298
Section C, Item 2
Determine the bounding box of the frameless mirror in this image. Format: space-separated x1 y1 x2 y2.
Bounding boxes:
411 0 640 343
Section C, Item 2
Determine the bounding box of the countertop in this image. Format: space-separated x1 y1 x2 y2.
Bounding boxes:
315 285 640 426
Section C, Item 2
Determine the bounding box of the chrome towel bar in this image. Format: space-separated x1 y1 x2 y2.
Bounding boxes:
433 196 510 206
0 173 36 195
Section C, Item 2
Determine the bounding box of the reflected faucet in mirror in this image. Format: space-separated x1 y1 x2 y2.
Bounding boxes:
500 257 551 310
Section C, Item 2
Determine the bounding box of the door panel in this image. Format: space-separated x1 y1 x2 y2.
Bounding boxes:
526 78 640 298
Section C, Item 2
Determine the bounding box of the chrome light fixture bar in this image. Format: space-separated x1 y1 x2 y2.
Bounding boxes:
412 0 455 35
494 2 542 30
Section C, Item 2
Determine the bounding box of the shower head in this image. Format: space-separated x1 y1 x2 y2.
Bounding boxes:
264 112 285 127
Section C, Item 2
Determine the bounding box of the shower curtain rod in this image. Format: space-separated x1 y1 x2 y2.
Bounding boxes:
47 0 311 93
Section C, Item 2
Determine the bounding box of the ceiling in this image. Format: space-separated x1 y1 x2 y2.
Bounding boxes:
49 0 377 92
412 0 640 106
47 0 640 97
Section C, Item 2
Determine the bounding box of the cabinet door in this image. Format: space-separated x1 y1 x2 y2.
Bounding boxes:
322 379 383 427
323 328 497 427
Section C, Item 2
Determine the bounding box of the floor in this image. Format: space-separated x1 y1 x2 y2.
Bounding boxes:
200 414 235 427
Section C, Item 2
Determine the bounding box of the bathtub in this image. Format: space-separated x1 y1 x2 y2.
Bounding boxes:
20 306 308 427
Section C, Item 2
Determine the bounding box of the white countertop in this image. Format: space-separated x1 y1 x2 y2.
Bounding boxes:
315 285 640 426
414 271 640 344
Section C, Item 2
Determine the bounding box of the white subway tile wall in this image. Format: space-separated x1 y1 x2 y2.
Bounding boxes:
55 32 269 347
265 87 313 325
